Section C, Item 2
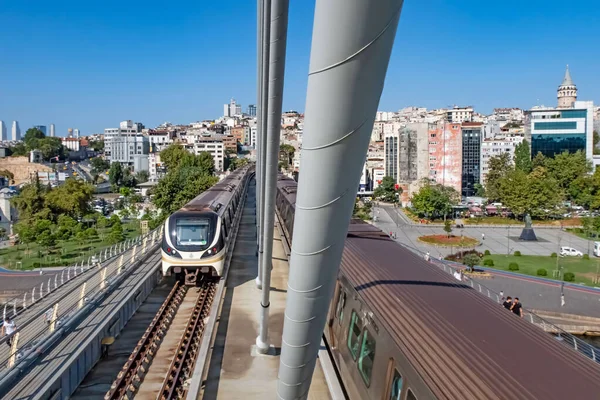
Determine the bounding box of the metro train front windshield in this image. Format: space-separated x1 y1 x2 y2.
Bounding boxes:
175 218 211 247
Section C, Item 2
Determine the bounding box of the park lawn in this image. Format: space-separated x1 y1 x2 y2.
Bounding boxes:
0 222 141 270
483 254 600 287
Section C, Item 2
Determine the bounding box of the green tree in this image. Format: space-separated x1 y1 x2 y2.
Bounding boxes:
121 168 137 187
160 144 192 170
89 140 105 152
45 178 94 219
197 152 215 175
462 253 481 272
498 167 563 218
545 150 591 192
532 152 546 169
473 183 486 197
23 128 45 150
485 153 512 202
37 137 65 160
443 220 453 237
109 162 123 187
280 144 295 167
90 157 110 174
373 176 401 203
411 181 458 220
135 170 149 184
594 131 600 155
9 143 28 157
514 139 532 173
11 179 50 221
153 166 219 216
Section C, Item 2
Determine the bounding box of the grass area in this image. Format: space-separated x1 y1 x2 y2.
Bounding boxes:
0 222 141 270
419 235 479 247
566 228 599 241
483 254 600 286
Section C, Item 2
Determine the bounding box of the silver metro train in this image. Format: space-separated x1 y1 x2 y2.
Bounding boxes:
161 166 253 284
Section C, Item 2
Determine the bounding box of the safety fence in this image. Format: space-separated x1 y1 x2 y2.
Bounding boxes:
0 226 163 371
403 243 600 364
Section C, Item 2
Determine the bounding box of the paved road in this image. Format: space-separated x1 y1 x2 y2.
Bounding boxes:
0 236 157 369
372 206 600 319
376 205 593 258
0 268 60 296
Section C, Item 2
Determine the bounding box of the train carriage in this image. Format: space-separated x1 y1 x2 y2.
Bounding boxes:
274 174 600 400
161 166 253 284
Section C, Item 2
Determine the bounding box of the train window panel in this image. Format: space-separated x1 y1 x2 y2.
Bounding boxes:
347 310 363 360
175 218 210 246
389 370 403 400
406 389 417 400
358 329 376 387
335 290 346 325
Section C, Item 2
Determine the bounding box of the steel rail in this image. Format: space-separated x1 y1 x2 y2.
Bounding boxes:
105 281 187 400
158 281 216 400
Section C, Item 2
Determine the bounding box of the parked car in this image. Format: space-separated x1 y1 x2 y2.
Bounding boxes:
560 246 583 257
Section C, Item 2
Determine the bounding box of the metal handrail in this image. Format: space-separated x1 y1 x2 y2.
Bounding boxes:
404 244 600 364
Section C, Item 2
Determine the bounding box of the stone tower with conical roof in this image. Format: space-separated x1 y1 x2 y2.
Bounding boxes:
557 65 577 108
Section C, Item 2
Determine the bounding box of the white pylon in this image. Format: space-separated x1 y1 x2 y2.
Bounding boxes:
61 270 65 285
3 304 6 321
47 278 51 293
67 267 71 281
40 282 44 298
73 265 77 277
22 292 26 309
13 300 16 317
54 274 58 289
32 287 36 303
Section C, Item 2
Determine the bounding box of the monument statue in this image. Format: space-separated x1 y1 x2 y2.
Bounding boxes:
519 213 537 241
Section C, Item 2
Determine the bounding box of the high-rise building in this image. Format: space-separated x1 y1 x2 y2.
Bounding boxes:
11 121 20 141
33 125 47 135
74 129 80 138
247 104 257 117
50 124 55 137
428 121 462 193
461 122 482 197
384 123 428 185
223 99 242 117
0 121 6 141
104 121 149 165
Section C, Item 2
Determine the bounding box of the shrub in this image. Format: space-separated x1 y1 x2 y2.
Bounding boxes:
583 254 590 260
508 262 519 271
551 252 557 258
514 251 521 256
536 268 547 276
484 249 491 256
483 259 494 267
564 272 575 282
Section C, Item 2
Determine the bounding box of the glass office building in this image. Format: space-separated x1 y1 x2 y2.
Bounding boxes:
461 123 481 197
528 101 594 159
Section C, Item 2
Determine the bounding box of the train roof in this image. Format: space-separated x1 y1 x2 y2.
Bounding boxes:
182 167 251 214
341 223 600 399
277 174 297 204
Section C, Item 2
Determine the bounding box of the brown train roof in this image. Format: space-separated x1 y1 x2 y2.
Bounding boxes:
341 224 600 399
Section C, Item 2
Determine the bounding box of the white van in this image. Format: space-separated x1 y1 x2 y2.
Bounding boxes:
594 242 600 257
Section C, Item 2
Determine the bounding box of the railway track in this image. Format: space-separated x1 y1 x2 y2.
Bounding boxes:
105 280 217 400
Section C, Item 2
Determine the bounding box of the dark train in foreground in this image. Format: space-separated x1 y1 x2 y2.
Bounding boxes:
161 166 252 284
275 174 600 400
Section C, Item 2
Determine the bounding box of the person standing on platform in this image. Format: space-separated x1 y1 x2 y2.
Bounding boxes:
2 316 16 347
503 296 512 310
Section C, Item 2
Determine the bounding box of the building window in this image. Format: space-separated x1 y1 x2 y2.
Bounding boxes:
561 110 586 119
358 329 376 387
347 311 363 360
534 121 577 130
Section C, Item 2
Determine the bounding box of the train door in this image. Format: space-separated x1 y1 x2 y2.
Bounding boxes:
328 282 346 349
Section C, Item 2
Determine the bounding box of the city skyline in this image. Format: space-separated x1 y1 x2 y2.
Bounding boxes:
0 0 598 135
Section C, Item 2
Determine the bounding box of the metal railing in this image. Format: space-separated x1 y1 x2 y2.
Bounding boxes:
403 244 600 364
0 226 163 372
1 230 159 324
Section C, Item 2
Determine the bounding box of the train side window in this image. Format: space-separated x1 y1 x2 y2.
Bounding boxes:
346 310 363 360
357 329 376 387
389 370 403 400
406 389 417 400
335 290 346 325
222 224 227 239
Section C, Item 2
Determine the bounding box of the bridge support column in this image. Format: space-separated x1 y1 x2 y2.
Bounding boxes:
256 0 289 354
101 267 107 290
118 254 124 275
142 237 148 255
277 0 404 397
132 245 137 262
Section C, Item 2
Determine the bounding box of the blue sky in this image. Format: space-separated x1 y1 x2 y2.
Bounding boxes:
0 0 598 136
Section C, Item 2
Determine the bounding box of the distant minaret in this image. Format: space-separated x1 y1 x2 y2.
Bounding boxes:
557 65 577 108
50 124 55 137
0 121 6 141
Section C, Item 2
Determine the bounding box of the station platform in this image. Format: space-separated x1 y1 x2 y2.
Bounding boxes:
199 183 332 399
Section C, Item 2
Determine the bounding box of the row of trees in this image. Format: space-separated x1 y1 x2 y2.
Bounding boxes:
485 141 596 217
10 128 67 161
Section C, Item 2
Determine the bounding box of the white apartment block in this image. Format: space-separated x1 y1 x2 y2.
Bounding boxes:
192 138 225 171
62 137 80 152
149 153 163 179
447 106 473 123
480 135 524 184
147 131 172 151
105 120 149 165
